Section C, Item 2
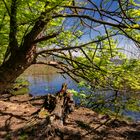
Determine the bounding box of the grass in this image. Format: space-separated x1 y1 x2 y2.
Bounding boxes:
12 87 29 95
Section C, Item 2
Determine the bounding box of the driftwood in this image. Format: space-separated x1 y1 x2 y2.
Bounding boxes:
35 83 75 128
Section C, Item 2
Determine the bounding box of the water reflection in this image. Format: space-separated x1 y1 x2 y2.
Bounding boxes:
23 65 77 96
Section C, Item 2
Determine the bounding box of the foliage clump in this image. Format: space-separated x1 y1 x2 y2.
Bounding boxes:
68 40 140 120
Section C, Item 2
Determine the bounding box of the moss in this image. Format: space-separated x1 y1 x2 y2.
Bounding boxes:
12 87 29 95
13 78 29 89
18 134 28 140
10 77 30 95
38 108 49 118
5 134 11 140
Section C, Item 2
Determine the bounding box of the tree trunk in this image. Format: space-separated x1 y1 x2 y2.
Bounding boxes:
0 46 36 93
0 1 55 94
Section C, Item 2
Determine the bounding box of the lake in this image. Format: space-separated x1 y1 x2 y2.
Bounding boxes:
22 65 78 96
21 64 140 122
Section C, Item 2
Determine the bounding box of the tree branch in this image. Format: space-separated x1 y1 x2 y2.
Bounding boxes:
33 32 60 44
21 1 61 53
53 14 140 30
118 0 136 25
4 0 18 63
37 32 119 55
9 0 18 49
2 0 10 16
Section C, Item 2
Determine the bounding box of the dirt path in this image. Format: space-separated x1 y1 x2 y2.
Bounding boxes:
0 94 140 140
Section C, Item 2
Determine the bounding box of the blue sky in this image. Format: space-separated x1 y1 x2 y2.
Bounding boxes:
63 0 140 58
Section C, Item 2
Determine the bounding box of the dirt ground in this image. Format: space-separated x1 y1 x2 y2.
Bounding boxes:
0 93 140 140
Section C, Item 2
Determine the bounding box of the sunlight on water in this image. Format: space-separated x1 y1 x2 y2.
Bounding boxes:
22 65 77 96
25 74 77 95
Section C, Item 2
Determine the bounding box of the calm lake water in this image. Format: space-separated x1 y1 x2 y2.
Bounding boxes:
22 65 78 96
22 65 140 122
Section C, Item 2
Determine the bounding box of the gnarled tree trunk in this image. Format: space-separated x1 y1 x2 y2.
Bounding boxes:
0 45 36 93
34 83 75 138
33 83 74 125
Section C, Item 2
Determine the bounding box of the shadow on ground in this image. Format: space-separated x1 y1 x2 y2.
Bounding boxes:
0 94 140 140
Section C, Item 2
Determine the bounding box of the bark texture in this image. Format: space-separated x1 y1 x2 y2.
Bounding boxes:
32 83 75 137
0 46 36 93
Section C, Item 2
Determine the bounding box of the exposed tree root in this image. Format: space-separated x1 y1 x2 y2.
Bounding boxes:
30 83 75 138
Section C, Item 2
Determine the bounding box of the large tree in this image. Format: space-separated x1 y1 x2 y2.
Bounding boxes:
0 0 140 93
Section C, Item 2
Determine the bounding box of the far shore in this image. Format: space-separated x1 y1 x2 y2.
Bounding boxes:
23 64 59 76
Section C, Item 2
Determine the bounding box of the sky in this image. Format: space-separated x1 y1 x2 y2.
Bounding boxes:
64 0 140 58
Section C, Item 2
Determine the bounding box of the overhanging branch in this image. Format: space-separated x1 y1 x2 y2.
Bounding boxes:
53 14 140 30
37 32 119 55
33 32 60 44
